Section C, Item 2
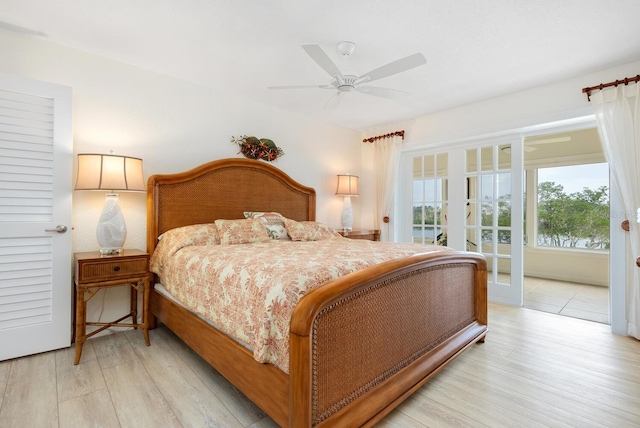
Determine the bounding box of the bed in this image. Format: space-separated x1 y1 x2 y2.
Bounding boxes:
146 157 487 427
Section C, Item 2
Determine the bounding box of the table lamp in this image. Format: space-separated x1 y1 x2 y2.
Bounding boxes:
75 153 145 255
335 174 359 231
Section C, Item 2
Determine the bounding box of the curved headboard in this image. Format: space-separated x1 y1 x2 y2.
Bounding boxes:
146 158 316 255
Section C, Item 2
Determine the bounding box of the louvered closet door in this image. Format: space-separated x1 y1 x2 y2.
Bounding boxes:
0 73 72 361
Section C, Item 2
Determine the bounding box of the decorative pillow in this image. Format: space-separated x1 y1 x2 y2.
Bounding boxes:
157 223 220 247
151 223 220 274
282 218 340 241
215 218 271 245
243 211 290 240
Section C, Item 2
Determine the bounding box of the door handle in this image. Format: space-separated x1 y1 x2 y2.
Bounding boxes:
45 225 68 233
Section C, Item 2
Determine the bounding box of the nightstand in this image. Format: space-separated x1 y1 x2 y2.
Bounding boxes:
73 249 151 364
337 229 380 241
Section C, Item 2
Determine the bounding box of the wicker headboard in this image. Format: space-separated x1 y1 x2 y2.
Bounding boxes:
146 158 316 256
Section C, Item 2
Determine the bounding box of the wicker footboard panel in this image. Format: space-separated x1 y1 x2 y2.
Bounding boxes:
307 260 485 427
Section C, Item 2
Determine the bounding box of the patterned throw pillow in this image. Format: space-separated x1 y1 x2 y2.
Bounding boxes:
157 223 220 247
243 211 290 240
215 218 271 245
151 223 220 274
282 218 340 241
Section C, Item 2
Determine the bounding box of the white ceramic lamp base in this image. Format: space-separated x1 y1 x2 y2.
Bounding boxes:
97 194 127 255
341 196 353 231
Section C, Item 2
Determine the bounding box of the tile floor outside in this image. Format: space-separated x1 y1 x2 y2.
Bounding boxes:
523 276 610 324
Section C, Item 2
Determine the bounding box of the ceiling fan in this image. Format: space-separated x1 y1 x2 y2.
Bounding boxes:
526 136 572 146
268 41 426 108
501 136 572 153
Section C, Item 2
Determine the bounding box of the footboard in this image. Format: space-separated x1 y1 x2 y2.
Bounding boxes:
290 251 487 427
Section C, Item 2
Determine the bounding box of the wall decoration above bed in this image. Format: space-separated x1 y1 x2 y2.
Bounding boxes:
231 135 284 161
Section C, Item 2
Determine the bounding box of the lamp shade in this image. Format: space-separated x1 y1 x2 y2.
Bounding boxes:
335 174 359 196
75 154 145 192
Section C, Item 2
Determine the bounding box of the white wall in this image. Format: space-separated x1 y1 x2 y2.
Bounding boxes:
405 61 640 146
0 29 362 333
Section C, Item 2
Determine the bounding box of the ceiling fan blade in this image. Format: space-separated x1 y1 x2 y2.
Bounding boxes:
358 53 426 83
356 86 409 100
302 44 343 78
0 20 47 37
526 136 571 145
267 84 333 90
324 92 344 110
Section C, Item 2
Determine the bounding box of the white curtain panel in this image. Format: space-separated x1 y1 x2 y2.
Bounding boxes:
374 135 402 242
592 83 640 339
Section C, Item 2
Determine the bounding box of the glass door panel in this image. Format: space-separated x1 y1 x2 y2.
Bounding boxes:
466 143 523 305
412 153 448 246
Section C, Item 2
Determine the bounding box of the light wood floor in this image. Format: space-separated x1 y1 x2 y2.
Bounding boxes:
1 302 639 427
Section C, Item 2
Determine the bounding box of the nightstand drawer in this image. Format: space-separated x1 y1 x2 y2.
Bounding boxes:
78 258 148 282
343 232 376 240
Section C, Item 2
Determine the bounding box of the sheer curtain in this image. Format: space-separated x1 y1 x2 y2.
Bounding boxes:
592 83 640 339
373 134 403 242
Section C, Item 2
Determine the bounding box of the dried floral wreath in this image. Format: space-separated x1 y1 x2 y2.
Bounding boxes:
231 135 284 162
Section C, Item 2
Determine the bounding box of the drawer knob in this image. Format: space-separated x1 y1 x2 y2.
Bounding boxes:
113 266 120 272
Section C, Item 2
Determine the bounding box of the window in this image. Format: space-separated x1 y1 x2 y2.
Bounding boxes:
536 163 609 250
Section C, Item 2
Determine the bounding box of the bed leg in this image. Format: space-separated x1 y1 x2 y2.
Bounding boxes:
148 312 158 330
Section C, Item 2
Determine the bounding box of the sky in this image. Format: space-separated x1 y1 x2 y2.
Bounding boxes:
537 163 609 195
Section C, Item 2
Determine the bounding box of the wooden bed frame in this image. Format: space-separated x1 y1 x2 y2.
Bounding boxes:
146 157 487 427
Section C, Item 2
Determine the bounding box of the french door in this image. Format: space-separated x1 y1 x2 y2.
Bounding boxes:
404 136 524 306
410 152 448 246
0 73 73 361
465 140 523 305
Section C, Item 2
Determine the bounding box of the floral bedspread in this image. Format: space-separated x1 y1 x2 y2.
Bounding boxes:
151 236 448 373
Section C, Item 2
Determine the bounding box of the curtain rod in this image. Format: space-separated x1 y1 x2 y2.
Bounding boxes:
582 74 640 101
362 130 405 143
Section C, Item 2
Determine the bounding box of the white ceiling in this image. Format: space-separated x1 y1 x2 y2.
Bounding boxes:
3 0 640 131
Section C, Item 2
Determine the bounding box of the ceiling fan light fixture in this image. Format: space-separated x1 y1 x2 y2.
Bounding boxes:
337 41 356 57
